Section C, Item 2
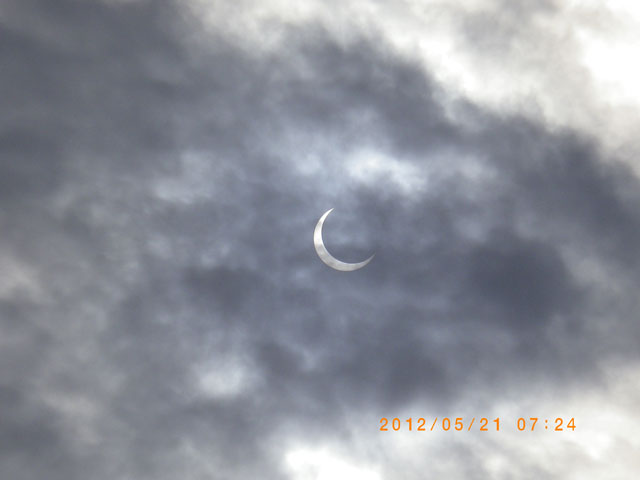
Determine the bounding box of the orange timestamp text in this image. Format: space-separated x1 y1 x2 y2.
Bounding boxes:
379 417 576 432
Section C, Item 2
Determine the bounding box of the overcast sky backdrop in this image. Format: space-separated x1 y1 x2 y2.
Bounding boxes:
3 0 640 478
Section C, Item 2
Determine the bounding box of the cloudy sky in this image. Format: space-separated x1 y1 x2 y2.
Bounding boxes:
3 0 640 478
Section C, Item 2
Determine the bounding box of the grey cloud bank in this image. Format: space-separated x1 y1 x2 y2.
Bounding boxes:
2 0 640 479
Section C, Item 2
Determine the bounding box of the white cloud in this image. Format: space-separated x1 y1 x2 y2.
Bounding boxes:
185 0 640 164
285 447 382 480
346 149 427 194
194 353 259 398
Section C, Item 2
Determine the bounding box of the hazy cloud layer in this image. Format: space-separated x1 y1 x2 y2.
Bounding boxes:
2 0 640 479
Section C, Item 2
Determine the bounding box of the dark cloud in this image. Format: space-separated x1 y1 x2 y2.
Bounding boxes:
2 0 640 478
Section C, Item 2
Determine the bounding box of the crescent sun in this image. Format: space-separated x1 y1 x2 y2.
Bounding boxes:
314 208 374 271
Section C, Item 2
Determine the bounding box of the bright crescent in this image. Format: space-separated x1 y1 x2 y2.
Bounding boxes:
314 208 374 271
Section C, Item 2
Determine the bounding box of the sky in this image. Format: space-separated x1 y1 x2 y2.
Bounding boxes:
3 0 640 478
